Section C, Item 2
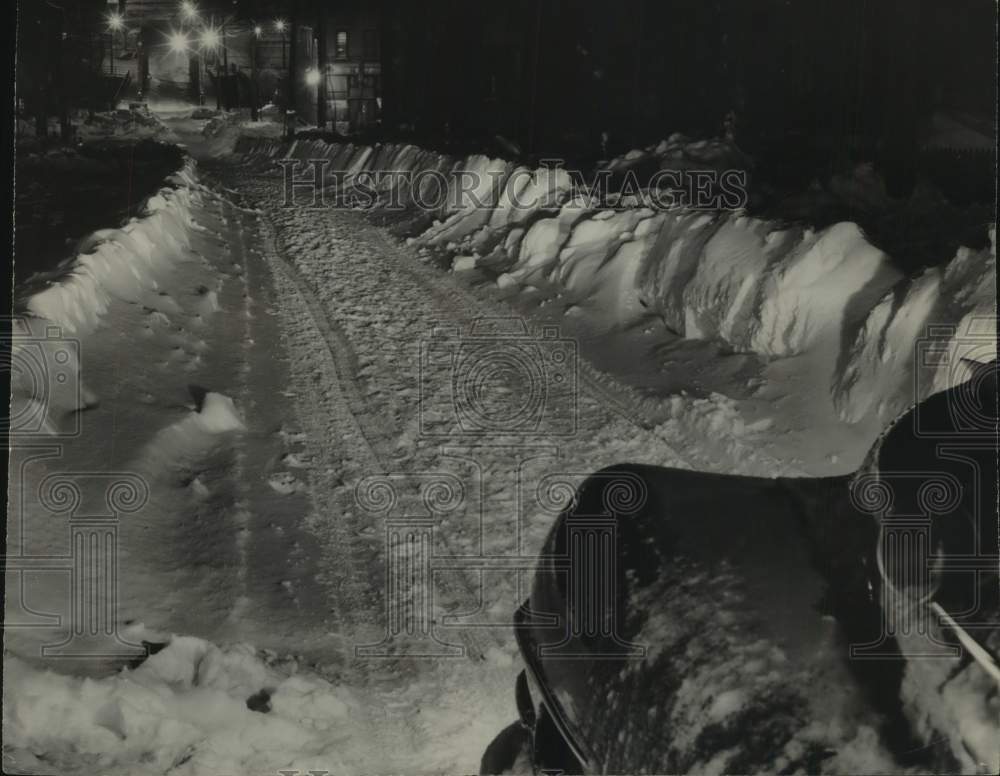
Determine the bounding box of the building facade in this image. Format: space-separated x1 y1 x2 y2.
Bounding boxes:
320 3 382 134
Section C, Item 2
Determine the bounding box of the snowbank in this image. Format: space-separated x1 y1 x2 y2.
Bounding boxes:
3 634 368 776
10 158 208 436
834 227 997 423
20 159 205 336
236 136 996 423
601 131 753 176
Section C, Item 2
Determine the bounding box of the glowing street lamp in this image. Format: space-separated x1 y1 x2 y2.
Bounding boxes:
253 25 262 36
106 12 124 75
167 30 190 54
275 19 287 69
180 1 198 21
199 26 221 51
305 68 321 86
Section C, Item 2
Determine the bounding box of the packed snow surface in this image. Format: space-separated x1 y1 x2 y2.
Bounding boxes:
5 126 995 775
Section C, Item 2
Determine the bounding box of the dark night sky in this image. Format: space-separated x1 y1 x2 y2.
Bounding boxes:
367 0 995 160
14 0 997 162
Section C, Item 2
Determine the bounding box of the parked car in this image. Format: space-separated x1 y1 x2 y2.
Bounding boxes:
482 362 998 774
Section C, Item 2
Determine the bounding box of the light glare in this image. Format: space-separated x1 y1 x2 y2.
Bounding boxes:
168 30 189 53
200 26 221 50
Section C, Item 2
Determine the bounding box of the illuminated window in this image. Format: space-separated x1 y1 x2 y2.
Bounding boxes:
335 30 348 60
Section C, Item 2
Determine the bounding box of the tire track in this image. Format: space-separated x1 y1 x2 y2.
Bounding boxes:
259 208 504 666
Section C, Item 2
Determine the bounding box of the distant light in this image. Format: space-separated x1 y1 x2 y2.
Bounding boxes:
107 12 124 30
305 68 321 86
253 25 262 36
167 30 190 53
180 1 198 19
274 19 286 32
199 26 221 50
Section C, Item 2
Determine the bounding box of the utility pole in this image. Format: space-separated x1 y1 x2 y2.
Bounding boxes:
189 51 199 104
222 21 229 110
250 29 259 121
56 13 70 140
36 14 48 137
316 3 327 131
285 0 298 140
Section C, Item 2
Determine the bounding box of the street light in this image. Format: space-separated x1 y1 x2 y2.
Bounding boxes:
107 12 124 75
275 19 287 69
180 1 198 21
167 30 190 54
199 26 221 51
305 68 320 86
198 25 223 109
250 24 262 120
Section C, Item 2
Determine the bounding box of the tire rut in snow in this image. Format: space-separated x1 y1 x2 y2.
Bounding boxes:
259 207 504 667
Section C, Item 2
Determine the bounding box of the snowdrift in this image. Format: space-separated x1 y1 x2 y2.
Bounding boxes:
18 159 206 336
3 634 368 776
10 159 209 435
237 136 996 424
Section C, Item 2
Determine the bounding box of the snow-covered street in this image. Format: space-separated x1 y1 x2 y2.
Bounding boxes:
6 130 742 769
5 102 997 774
8 0 999 771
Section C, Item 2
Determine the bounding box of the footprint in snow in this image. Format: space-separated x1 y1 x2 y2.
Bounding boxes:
281 452 312 468
268 472 301 495
277 427 307 444
189 477 211 499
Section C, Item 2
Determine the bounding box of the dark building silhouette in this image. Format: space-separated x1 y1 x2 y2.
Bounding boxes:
373 0 993 165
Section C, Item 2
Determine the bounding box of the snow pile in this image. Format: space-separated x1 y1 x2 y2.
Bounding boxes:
896 626 1000 773
834 227 996 423
6 314 95 435
3 636 369 776
602 131 752 175
21 158 205 337
238 136 995 422
419 155 513 246
196 392 247 434
76 107 167 142
919 112 995 152
488 165 575 229
10 158 208 436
